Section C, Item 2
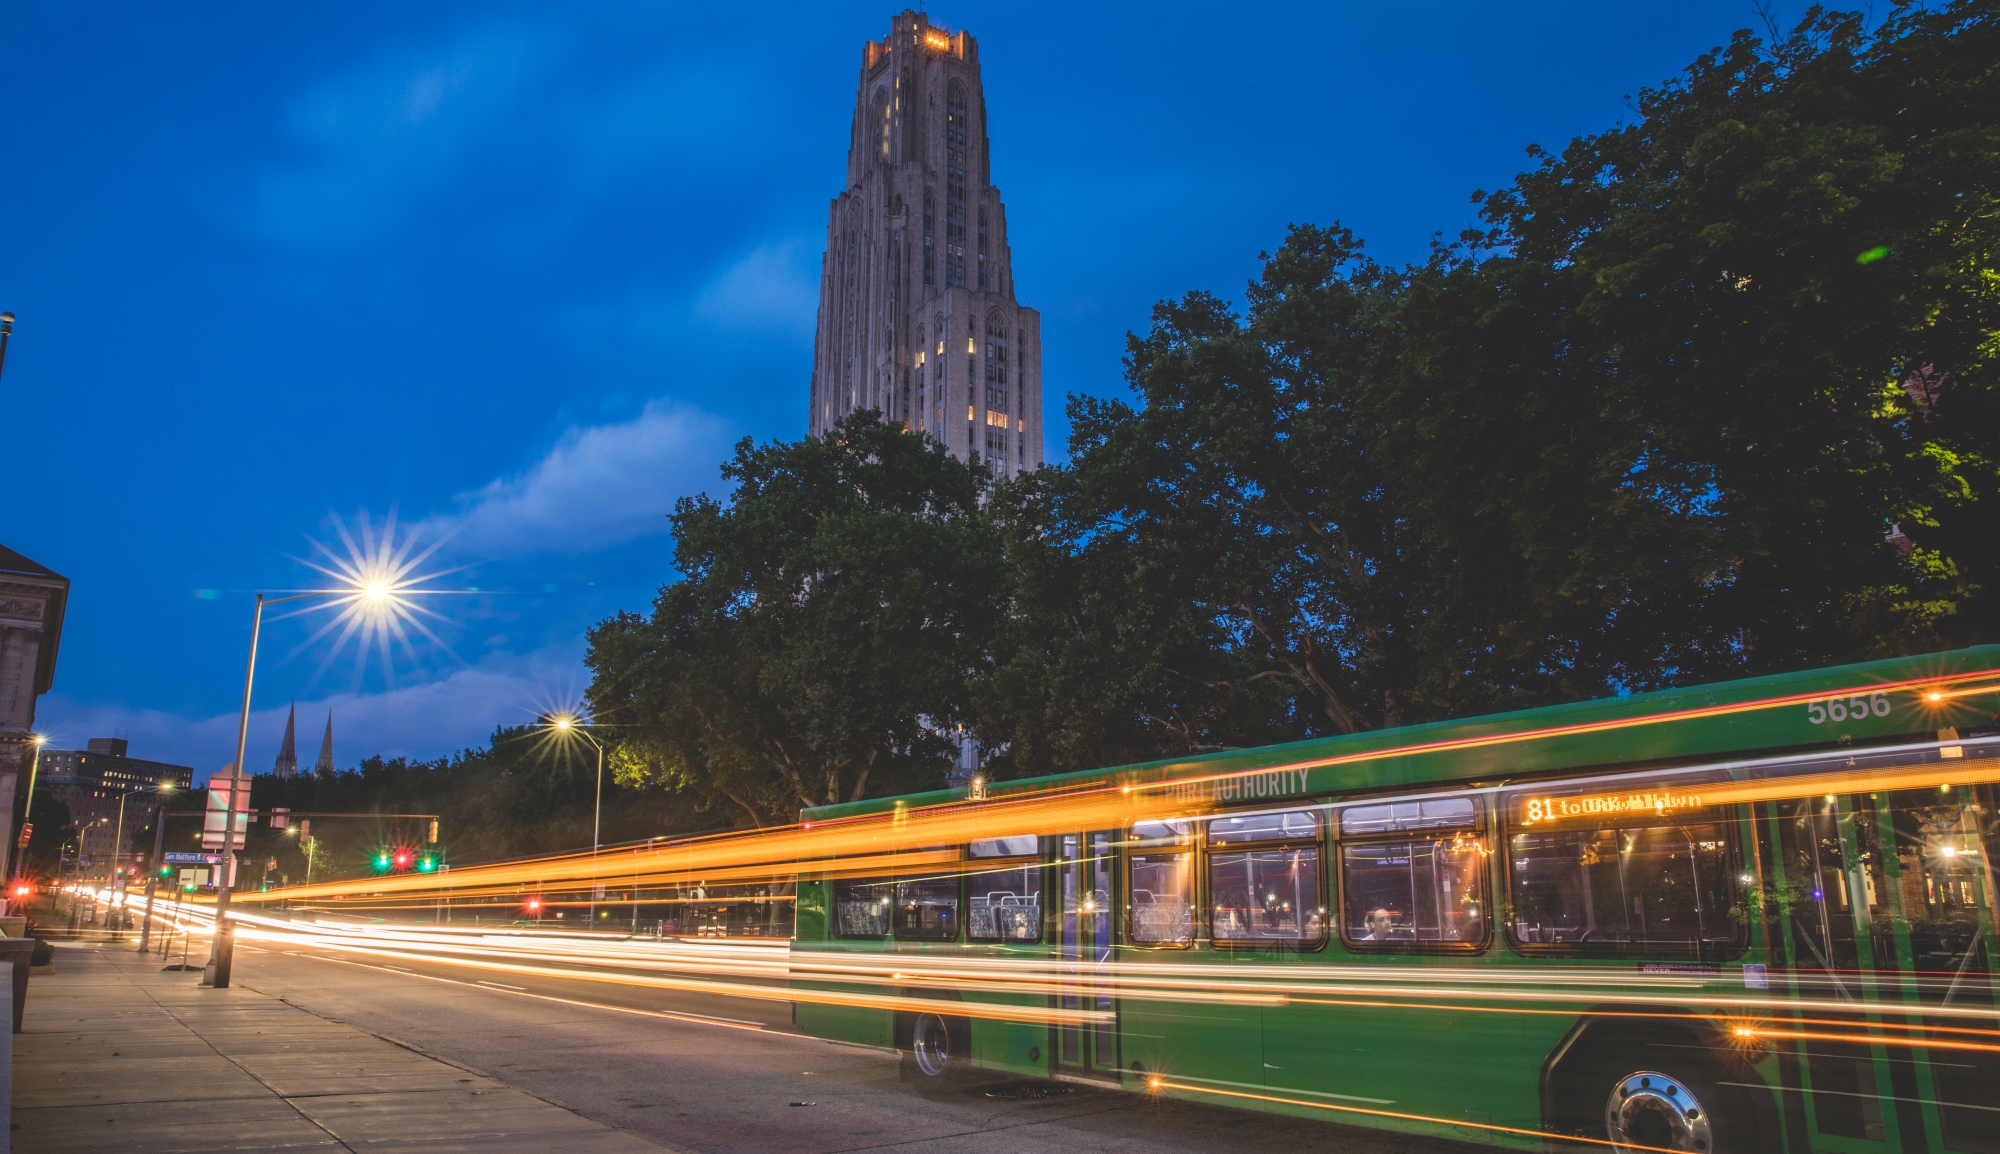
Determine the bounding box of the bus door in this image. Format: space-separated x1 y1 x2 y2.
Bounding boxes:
1052 831 1118 1080
1775 783 2000 1154
1776 792 1928 1152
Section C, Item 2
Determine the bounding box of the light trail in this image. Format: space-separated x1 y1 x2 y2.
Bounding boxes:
1146 1077 1708 1154
1126 670 2000 795
230 726 2000 923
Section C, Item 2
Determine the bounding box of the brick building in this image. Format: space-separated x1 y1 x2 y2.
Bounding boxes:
40 738 194 869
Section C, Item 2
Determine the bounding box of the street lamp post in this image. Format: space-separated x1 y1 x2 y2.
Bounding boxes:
548 716 604 927
4 734 47 914
136 786 177 953
208 582 395 989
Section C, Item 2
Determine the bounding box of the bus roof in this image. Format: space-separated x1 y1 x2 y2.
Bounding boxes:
802 645 2000 822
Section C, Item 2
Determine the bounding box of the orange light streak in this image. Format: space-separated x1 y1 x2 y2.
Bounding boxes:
1736 1026 2000 1055
1146 1078 1693 1154
224 920 1109 1028
236 684 2000 915
1127 672 2000 795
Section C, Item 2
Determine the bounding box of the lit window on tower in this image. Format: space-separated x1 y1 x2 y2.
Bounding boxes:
923 191 935 286
984 318 1007 412
945 81 968 286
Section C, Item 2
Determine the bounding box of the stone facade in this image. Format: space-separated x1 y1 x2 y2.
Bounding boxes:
0 544 67 794
807 11 1043 478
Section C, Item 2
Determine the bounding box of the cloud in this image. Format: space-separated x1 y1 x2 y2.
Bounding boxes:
694 239 820 338
421 399 733 557
38 645 586 781
245 26 547 247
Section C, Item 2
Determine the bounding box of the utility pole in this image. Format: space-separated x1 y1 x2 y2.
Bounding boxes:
137 807 170 952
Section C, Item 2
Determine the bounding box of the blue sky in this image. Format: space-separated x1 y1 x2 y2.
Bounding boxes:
2 1 1783 778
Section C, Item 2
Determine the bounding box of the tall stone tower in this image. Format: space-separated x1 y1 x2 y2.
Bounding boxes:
807 11 1043 477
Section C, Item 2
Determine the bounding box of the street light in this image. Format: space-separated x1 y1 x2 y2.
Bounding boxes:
6 733 48 909
544 714 604 927
134 782 178 954
207 575 431 989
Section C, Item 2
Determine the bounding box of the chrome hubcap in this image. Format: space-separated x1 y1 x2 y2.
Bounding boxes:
1607 1071 1711 1152
912 1013 951 1077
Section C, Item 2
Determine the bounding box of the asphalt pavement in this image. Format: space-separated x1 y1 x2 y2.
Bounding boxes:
20 936 1488 1154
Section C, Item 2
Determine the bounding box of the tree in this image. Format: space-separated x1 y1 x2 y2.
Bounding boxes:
981 2 1998 770
1468 0 2000 667
587 414 1005 823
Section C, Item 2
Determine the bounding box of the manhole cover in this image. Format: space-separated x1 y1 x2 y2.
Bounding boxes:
984 1082 1078 1100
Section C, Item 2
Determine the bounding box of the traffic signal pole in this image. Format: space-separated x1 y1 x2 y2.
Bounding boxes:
136 808 169 953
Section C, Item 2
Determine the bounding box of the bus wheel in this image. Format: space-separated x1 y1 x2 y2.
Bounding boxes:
1597 1060 1753 1153
1604 1069 1711 1151
900 1011 964 1086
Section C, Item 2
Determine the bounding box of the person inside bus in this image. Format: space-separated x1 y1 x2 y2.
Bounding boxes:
1358 907 1399 940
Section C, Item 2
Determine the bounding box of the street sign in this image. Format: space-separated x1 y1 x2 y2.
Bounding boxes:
165 851 224 865
203 767 250 850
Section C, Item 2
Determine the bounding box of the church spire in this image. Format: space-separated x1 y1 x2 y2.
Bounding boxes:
272 701 299 779
313 710 335 777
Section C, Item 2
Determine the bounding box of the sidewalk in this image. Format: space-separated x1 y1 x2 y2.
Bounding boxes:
12 942 675 1153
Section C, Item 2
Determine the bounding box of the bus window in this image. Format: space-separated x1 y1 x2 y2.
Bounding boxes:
967 836 1041 942
1130 854 1193 945
893 872 961 941
969 835 1038 857
1210 809 1327 945
1340 829 1488 948
1211 809 1322 845
833 878 891 938
1508 821 1743 956
1340 797 1478 836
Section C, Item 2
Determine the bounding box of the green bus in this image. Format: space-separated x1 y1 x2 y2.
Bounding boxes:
792 646 2000 1153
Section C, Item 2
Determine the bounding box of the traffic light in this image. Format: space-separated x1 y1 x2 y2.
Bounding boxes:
415 850 438 874
158 865 173 879
392 849 413 871
525 896 542 914
372 850 392 873
10 882 32 901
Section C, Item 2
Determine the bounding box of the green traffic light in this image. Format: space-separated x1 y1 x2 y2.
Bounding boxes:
416 855 437 873
373 851 392 872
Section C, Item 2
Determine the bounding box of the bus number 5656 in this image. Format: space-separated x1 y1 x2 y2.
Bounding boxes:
1806 693 1891 724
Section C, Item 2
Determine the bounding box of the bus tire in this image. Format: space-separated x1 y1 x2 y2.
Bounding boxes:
1551 1033 1758 1152
897 1009 970 1087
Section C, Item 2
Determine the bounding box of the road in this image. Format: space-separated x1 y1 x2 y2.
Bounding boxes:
209 935 1487 1154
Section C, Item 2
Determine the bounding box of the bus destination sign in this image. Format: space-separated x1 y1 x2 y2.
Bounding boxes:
1520 787 1706 824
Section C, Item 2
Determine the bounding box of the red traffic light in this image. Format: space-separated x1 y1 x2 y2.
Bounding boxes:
392 850 413 870
9 883 31 899
525 897 542 912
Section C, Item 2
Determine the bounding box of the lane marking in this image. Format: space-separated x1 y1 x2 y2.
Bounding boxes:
477 980 527 991
284 952 778 1032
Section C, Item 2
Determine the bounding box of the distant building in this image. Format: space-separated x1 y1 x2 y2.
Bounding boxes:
272 701 299 778
41 738 194 867
312 709 335 777
807 10 1044 479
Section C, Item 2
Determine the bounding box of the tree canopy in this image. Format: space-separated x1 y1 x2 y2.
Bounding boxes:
592 2 1997 817
587 415 1003 825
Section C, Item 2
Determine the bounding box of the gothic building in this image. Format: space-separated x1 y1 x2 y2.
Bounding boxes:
272 701 299 778
807 12 1043 477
